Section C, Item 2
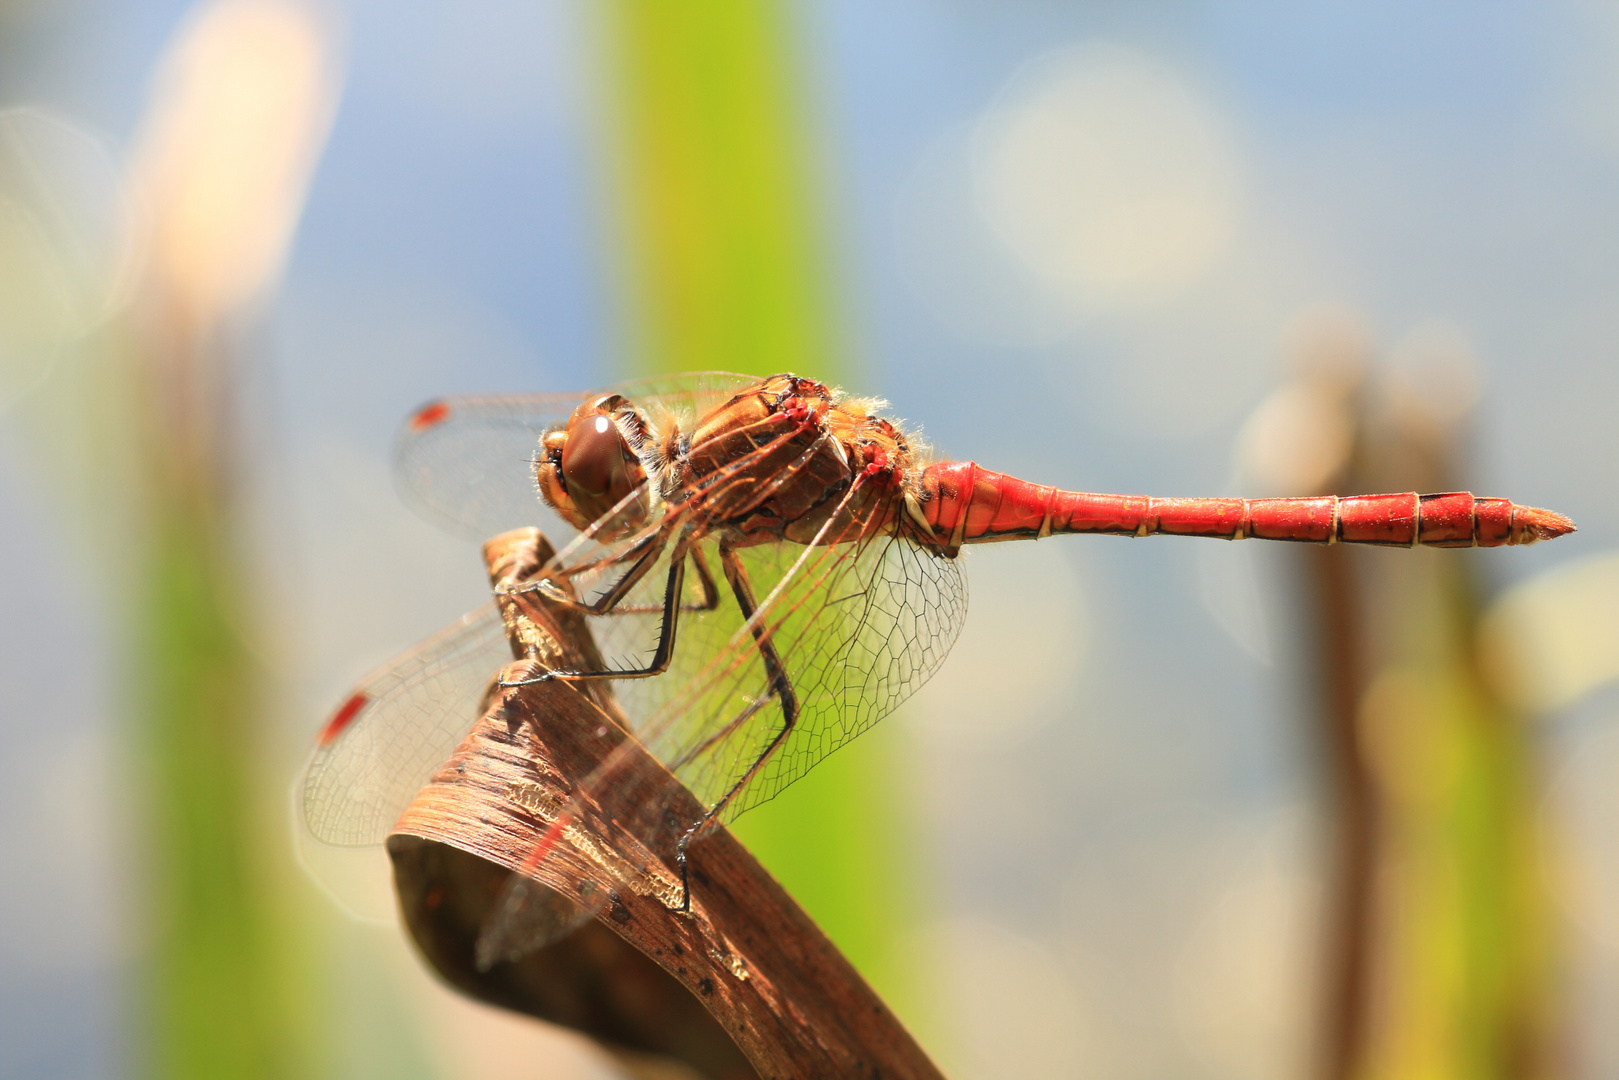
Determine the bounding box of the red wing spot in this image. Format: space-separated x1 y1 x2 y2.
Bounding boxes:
408 401 451 432
517 818 569 872
318 691 370 747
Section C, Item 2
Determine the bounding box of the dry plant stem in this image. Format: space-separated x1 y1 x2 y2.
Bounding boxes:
1309 545 1373 1080
389 527 945 1080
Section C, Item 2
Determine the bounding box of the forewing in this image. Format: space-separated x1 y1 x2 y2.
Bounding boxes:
394 372 758 541
628 525 969 822
300 604 511 847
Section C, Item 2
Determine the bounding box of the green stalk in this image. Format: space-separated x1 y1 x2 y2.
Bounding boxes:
137 467 292 1080
1348 558 1553 1080
599 0 927 1019
115 7 339 1075
603 2 830 375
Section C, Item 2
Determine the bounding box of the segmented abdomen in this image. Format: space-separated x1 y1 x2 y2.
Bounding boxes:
915 462 1574 549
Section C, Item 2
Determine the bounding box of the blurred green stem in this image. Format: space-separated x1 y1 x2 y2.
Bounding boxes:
599 0 926 1020
604 1 831 374
138 473 285 1079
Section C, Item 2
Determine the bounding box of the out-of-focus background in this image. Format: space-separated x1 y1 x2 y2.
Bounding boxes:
2 3 1616 1079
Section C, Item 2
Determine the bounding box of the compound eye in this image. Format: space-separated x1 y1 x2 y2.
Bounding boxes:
562 414 619 498
559 408 646 524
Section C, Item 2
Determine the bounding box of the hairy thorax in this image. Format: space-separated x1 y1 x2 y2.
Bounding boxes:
676 374 919 547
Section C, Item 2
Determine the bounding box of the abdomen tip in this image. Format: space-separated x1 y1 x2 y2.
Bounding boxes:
1516 506 1576 543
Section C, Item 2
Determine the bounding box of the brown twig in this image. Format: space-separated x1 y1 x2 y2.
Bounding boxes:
388 527 945 1080
1307 543 1373 1080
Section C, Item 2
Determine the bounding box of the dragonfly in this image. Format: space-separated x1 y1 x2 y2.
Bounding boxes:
299 371 1574 936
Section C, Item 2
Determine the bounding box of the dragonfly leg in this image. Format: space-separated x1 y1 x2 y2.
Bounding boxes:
684 545 721 612
508 534 718 617
526 526 665 590
596 545 723 615
673 543 800 911
504 529 666 616
666 692 770 774
570 543 723 616
497 540 689 687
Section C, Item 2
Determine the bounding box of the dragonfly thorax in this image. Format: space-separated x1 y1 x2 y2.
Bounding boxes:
680 374 923 547
540 374 930 548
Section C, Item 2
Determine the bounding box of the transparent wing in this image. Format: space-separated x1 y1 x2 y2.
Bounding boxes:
295 469 703 848
565 495 969 825
300 604 511 847
657 529 968 821
394 371 758 541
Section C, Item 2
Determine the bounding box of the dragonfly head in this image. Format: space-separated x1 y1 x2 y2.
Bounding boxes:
538 394 652 534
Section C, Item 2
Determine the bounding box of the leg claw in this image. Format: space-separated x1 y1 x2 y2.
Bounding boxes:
497 668 556 689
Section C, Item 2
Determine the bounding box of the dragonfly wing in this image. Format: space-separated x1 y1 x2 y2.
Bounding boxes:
394 392 578 542
300 604 512 847
623 524 969 823
394 372 759 541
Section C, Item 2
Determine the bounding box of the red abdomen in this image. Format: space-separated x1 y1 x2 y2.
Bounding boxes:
914 462 1573 550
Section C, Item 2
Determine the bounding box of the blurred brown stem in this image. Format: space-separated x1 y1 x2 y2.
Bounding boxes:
1309 545 1372 1080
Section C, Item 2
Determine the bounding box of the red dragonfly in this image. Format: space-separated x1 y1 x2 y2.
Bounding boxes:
299 372 1573 927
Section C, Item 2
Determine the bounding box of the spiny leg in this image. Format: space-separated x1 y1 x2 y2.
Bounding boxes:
666 692 769 774
675 542 800 911
505 527 665 610
663 546 801 769
684 545 721 613
498 521 722 615
498 539 690 687
604 544 723 615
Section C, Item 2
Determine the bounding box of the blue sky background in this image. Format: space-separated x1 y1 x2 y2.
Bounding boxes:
3 3 1617 1077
